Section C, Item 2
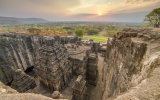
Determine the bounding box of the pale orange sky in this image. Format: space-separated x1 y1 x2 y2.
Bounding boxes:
0 0 160 22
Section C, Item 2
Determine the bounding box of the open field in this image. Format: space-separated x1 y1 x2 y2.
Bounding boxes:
98 31 106 36
83 35 108 43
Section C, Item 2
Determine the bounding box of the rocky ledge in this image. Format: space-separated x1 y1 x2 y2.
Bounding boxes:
0 81 63 100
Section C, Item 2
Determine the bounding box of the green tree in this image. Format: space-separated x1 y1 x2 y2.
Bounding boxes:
52 27 57 33
143 8 160 27
87 28 100 35
27 28 41 35
67 29 73 35
75 28 84 37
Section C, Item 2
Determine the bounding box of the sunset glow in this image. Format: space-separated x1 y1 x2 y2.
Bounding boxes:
0 0 160 22
98 12 102 16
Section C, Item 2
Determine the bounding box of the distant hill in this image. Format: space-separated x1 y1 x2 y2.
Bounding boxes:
0 16 48 25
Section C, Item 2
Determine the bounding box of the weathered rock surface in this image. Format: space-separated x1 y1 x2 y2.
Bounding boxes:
0 33 41 84
0 81 18 94
102 28 160 100
34 43 73 92
0 81 68 100
0 33 77 84
11 69 36 92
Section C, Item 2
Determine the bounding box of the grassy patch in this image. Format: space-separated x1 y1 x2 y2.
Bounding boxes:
83 35 108 43
98 31 106 36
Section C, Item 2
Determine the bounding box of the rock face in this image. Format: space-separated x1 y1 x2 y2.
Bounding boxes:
102 28 160 99
0 33 34 84
0 33 52 84
0 33 79 84
0 81 68 100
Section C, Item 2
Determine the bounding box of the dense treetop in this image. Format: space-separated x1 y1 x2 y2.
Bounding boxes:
143 8 160 28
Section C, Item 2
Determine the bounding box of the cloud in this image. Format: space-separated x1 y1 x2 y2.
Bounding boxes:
101 11 150 22
125 0 157 4
0 0 81 18
73 13 97 17
0 0 159 22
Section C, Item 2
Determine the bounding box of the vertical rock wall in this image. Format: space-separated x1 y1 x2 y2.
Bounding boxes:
0 33 33 84
0 33 52 84
102 28 160 99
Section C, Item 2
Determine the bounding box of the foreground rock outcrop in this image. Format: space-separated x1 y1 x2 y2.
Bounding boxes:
102 28 160 100
11 69 36 92
0 81 63 100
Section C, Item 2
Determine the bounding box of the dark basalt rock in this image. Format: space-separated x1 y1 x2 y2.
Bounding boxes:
72 75 88 100
0 33 55 84
0 32 99 100
11 69 36 92
34 39 73 92
102 28 160 100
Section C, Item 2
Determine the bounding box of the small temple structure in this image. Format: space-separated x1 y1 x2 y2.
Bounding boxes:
11 69 36 92
86 53 98 86
34 38 73 92
72 75 88 100
65 43 91 77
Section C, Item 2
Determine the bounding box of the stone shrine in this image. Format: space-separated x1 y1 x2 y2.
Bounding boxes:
72 75 88 100
34 39 73 92
86 53 98 86
11 69 36 92
65 44 91 77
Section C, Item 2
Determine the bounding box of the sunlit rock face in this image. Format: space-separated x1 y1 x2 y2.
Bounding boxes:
102 28 160 100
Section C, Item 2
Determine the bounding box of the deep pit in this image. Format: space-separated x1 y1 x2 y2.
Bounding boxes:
0 28 160 100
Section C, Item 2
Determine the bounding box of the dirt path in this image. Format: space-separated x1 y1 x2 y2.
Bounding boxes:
89 54 104 100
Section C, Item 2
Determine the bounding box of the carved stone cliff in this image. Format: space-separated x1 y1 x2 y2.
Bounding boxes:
0 33 78 84
102 28 160 100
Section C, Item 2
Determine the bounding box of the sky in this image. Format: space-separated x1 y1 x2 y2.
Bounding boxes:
0 0 160 22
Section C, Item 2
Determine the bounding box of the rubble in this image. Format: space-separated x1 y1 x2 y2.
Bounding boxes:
65 44 91 76
52 91 66 99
